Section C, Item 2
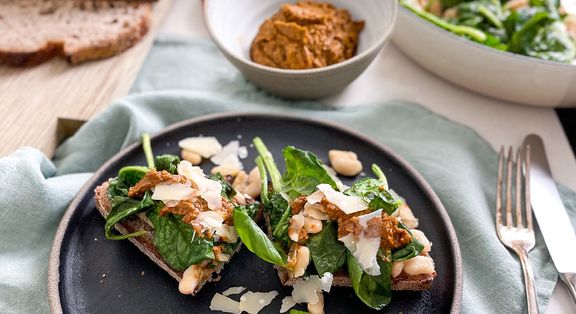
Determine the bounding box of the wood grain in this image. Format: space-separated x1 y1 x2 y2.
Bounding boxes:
0 0 172 157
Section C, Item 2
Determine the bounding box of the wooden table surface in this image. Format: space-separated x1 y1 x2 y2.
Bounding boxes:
0 0 172 157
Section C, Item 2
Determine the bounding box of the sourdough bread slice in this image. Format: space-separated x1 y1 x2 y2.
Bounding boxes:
0 0 152 66
264 213 437 291
94 181 242 296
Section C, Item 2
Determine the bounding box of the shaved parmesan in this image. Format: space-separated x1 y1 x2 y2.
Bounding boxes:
357 209 382 228
179 136 222 158
317 184 367 214
211 140 246 170
238 146 248 159
304 202 329 220
239 291 279 314
210 293 241 314
306 190 324 204
221 224 239 243
222 286 246 296
151 183 193 202
280 296 297 313
177 161 222 210
323 165 349 191
340 210 383 276
291 273 332 304
320 272 333 292
196 211 223 231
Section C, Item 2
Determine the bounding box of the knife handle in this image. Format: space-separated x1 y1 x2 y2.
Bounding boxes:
561 273 576 305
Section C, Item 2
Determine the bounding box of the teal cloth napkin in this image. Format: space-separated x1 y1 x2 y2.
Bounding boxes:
1 37 575 313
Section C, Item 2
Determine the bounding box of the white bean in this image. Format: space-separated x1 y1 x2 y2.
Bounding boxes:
328 150 363 177
403 256 435 275
391 261 405 277
181 149 202 165
411 229 432 254
290 246 310 278
307 292 325 314
288 213 305 242
304 217 323 234
211 164 241 177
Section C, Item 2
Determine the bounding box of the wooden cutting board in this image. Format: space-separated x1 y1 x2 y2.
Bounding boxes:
0 0 172 157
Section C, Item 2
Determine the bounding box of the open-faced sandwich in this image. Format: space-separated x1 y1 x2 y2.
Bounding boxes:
241 137 437 311
96 134 436 313
95 134 261 296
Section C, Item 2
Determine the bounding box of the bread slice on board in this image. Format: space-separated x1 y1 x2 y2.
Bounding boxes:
94 181 242 296
0 0 152 66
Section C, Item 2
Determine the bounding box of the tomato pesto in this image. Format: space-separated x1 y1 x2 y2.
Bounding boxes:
250 1 365 69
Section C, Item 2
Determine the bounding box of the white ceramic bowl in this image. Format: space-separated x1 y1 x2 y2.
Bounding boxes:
204 0 397 99
393 7 576 107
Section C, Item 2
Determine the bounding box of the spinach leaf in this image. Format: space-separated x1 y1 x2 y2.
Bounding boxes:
506 7 575 62
233 208 287 266
104 191 157 240
235 203 260 219
391 224 424 261
308 221 347 275
289 310 310 314
253 137 337 201
449 0 507 46
268 192 290 230
147 207 214 271
272 204 292 247
346 165 399 214
154 154 180 174
281 146 338 199
402 0 488 43
347 251 392 310
210 173 237 200
109 166 149 199
255 156 269 205
141 133 155 169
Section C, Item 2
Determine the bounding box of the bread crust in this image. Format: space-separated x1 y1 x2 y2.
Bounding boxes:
0 1 152 67
94 181 238 295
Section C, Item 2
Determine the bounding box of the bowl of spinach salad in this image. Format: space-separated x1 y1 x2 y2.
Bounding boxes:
393 0 576 107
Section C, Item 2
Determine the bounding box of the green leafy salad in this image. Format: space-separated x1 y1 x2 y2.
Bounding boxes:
402 0 576 63
101 134 436 311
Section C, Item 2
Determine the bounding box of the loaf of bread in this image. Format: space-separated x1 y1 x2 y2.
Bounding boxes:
0 0 153 66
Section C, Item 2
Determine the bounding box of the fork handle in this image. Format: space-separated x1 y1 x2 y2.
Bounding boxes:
518 249 539 314
560 273 576 305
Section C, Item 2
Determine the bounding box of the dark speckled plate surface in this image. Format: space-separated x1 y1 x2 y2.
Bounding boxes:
48 113 462 314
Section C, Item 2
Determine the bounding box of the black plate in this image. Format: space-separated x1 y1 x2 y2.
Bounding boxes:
48 113 462 313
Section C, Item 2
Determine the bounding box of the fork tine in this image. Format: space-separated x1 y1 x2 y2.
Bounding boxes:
506 146 514 227
524 145 533 232
496 147 504 227
515 147 523 228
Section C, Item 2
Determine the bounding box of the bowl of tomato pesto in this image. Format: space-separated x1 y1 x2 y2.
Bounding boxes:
204 0 398 99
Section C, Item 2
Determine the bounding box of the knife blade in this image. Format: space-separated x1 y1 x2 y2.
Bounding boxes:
523 134 576 301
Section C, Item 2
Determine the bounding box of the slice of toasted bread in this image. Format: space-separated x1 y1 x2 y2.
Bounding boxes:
264 213 436 291
0 0 152 66
94 181 241 295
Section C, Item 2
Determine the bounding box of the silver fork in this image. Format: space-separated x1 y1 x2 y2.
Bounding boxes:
496 146 539 314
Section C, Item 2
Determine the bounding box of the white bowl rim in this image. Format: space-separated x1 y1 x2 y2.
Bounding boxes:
203 0 398 75
399 6 576 69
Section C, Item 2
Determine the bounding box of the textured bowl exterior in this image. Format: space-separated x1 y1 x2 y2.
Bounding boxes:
204 0 398 99
393 8 576 107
